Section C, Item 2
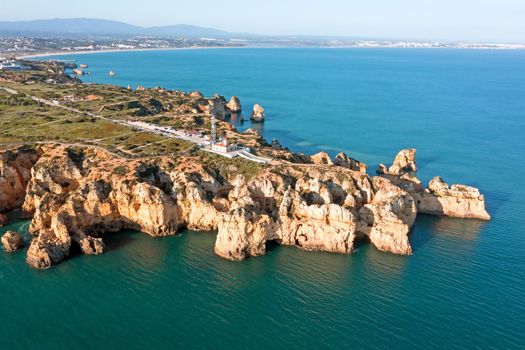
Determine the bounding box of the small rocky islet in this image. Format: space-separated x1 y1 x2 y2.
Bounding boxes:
0 60 490 269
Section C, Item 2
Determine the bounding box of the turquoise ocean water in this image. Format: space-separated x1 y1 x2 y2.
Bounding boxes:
2 48 524 349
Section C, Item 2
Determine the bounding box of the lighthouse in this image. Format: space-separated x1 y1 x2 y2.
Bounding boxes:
210 115 217 145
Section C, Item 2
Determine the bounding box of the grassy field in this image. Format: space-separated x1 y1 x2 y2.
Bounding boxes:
0 66 269 180
0 85 195 158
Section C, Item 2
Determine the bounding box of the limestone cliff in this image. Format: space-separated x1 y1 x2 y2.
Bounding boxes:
0 147 40 213
376 149 490 221
205 95 230 120
357 177 416 255
0 144 491 269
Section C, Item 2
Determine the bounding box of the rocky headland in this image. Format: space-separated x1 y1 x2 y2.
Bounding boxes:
0 144 490 269
0 60 490 269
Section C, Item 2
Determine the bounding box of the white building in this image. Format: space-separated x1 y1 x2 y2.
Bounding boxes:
211 139 238 153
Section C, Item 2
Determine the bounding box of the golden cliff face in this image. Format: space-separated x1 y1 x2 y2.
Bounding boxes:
0 147 40 214
0 145 490 269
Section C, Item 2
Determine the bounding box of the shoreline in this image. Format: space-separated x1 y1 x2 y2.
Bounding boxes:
17 46 245 60
17 44 525 60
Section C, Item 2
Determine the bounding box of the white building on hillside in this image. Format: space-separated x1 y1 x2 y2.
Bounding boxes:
212 139 238 153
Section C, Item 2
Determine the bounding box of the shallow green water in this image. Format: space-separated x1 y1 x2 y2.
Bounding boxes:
3 48 524 349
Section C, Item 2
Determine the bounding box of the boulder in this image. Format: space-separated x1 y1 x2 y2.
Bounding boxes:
2 230 25 253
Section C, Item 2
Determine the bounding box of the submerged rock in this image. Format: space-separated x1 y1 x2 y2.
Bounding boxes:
226 96 242 113
251 104 265 121
2 231 25 252
377 148 417 175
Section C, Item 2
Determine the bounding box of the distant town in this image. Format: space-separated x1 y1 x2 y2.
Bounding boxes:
1 36 525 58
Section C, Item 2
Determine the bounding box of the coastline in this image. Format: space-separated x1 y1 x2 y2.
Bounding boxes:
17 43 525 60
17 45 244 60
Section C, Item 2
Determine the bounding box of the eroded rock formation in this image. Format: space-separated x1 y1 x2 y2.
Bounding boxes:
251 104 265 121
376 150 490 221
334 152 368 173
357 177 416 255
0 147 40 212
377 149 417 175
310 151 333 165
226 96 242 113
2 230 25 252
0 143 490 269
415 177 491 220
205 95 230 120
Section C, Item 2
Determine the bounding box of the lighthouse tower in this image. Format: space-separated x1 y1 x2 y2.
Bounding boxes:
210 115 217 145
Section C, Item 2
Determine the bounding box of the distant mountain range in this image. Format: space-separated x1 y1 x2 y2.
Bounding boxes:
0 18 251 39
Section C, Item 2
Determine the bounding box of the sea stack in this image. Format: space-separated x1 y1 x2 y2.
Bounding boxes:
1 231 25 253
251 104 265 122
227 96 242 113
415 177 491 220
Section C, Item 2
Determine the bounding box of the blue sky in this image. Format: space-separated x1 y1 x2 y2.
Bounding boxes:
2 0 525 42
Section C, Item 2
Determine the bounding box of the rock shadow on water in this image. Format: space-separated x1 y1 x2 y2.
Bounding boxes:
102 230 140 253
414 155 441 171
410 214 488 253
482 189 511 218
409 215 440 252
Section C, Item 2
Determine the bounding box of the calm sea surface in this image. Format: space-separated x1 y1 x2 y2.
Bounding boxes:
3 48 524 349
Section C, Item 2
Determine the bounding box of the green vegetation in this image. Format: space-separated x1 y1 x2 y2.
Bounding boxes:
198 152 265 181
0 62 272 173
0 73 196 158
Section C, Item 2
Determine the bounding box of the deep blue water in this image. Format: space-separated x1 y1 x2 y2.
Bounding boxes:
3 48 524 349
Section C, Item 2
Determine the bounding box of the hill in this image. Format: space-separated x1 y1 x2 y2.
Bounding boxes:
0 18 241 38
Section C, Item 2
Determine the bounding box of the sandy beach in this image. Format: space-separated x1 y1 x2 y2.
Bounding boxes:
17 46 243 60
